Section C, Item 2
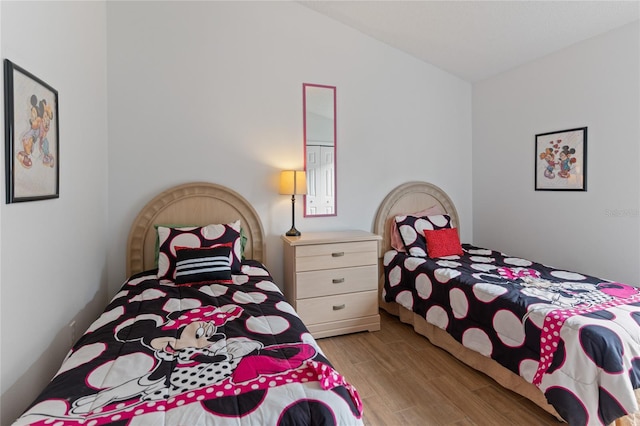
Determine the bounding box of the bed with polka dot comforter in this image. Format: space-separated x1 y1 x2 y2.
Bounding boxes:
383 244 640 426
14 261 363 426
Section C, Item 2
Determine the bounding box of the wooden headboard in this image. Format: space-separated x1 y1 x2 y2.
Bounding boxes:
372 181 459 315
126 182 265 276
373 181 460 258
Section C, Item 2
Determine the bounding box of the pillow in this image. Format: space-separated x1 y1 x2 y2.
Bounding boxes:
424 228 463 258
154 223 194 266
157 220 242 280
174 245 233 285
154 224 248 266
239 227 248 260
395 214 452 257
389 205 444 251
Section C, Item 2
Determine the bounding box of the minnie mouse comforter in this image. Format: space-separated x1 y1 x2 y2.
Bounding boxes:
14 262 363 426
383 244 640 426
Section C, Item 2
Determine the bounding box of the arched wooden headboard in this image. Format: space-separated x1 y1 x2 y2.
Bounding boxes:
126 182 265 276
373 181 460 258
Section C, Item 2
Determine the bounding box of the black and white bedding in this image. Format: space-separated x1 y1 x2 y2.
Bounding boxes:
14 262 363 425
383 244 640 426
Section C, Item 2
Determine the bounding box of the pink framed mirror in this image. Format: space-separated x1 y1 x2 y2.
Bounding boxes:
303 83 336 217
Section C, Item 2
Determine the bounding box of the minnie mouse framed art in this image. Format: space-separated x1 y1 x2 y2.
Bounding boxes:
535 127 587 191
4 59 59 203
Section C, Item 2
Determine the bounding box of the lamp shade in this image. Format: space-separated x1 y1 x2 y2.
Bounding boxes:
279 170 307 195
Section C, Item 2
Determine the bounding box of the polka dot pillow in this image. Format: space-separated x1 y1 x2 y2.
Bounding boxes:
395 214 453 257
389 205 444 252
157 220 242 280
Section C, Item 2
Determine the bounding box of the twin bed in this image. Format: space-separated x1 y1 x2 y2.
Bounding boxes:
373 181 640 426
13 180 640 425
14 182 363 426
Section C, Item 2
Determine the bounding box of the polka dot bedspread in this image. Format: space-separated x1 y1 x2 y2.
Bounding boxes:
383 244 640 426
13 261 363 426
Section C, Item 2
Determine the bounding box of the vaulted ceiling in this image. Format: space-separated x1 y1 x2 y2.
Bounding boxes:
299 1 640 82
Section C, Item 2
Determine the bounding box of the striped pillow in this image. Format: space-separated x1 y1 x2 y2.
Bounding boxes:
174 245 233 285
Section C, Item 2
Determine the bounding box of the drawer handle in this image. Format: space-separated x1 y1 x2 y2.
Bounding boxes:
331 252 345 257
333 304 346 311
332 278 345 284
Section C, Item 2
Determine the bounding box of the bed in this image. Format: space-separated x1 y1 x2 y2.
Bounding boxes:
373 181 640 426
13 182 363 426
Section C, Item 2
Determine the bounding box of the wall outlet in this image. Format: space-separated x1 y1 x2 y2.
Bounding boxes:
69 320 77 347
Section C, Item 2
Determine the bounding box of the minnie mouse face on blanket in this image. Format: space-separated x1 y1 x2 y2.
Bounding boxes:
70 304 316 417
485 267 639 308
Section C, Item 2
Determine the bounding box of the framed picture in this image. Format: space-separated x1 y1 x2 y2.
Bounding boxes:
4 59 59 203
535 127 587 191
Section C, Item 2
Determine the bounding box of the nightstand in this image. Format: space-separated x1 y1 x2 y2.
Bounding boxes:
282 230 382 338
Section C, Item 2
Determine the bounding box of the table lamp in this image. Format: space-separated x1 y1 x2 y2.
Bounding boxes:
279 170 307 236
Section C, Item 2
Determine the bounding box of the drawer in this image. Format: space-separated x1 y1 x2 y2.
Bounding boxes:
296 265 377 299
295 241 377 272
296 290 378 325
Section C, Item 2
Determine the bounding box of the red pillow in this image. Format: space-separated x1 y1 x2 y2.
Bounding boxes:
424 228 463 258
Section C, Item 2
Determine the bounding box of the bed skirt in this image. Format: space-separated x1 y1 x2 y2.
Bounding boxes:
380 299 640 426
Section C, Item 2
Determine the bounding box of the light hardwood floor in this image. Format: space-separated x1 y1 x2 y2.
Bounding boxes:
316 310 561 425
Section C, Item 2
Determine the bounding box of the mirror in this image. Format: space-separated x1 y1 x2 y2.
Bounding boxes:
303 83 336 216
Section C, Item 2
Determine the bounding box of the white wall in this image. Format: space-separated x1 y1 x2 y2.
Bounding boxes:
473 22 640 285
0 2 108 424
106 1 473 295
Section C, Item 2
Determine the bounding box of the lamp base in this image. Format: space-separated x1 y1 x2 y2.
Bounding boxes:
285 227 301 237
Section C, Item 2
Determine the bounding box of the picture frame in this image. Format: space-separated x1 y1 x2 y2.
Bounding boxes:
535 127 587 191
4 59 59 203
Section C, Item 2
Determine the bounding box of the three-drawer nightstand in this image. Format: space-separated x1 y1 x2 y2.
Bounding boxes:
282 230 382 339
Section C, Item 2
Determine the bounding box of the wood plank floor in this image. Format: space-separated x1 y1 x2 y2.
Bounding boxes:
316 310 562 425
